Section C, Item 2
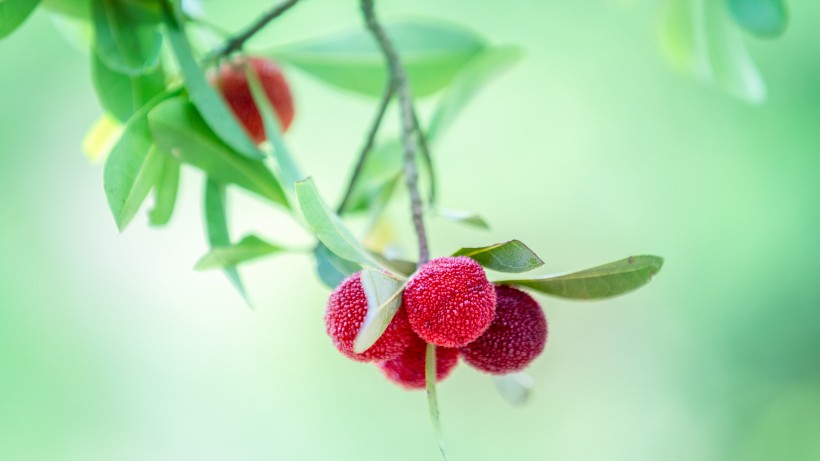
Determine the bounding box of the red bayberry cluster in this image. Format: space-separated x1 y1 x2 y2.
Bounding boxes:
211 56 295 143
323 256 549 389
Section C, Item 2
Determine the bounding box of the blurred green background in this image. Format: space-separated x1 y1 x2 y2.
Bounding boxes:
2 0 819 460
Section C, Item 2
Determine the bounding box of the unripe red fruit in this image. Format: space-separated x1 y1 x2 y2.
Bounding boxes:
324 272 415 362
211 56 295 143
378 334 459 390
460 285 548 374
403 256 496 348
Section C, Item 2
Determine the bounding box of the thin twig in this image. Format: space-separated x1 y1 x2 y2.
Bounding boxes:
336 83 396 214
412 107 436 206
211 0 302 59
360 0 430 265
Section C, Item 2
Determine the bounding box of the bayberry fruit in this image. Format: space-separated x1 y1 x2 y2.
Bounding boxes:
403 256 496 348
211 56 295 143
379 334 459 390
460 285 547 374
324 272 414 362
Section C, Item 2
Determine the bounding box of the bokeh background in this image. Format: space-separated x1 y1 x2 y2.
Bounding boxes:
2 0 819 460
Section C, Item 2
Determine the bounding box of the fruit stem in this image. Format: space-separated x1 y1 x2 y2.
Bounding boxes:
360 0 430 265
336 82 396 214
212 0 302 59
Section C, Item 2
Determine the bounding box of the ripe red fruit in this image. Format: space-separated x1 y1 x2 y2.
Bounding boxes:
211 56 295 143
403 256 496 348
324 272 414 362
378 334 459 390
460 285 547 374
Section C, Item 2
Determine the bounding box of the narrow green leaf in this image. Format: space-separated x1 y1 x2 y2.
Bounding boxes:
272 19 486 98
92 51 166 122
92 0 162 75
195 234 285 270
727 0 788 38
244 61 305 191
204 178 250 306
295 178 384 269
161 3 263 160
426 343 448 461
353 270 405 354
501 255 664 300
43 0 90 19
369 252 417 277
493 372 533 407
314 243 361 289
148 152 180 226
453 240 543 273
82 113 122 164
427 46 522 141
0 0 41 39
103 94 172 231
343 140 403 214
148 97 289 207
436 207 490 230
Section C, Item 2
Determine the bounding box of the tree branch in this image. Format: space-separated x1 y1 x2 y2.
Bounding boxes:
360 0 430 265
336 83 395 214
212 0 302 59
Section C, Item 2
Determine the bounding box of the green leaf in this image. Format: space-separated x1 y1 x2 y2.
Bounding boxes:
244 61 304 191
343 140 403 214
161 3 263 160
314 243 360 289
103 96 171 231
194 234 285 270
436 207 490 230
92 0 162 75
427 46 522 141
272 19 486 98
0 0 41 39
661 0 766 103
204 178 250 306
426 343 448 460
453 240 543 273
43 0 90 19
148 152 179 226
353 269 405 354
501 255 664 300
92 51 166 122
493 372 533 407
148 97 289 207
727 0 788 38
295 178 384 269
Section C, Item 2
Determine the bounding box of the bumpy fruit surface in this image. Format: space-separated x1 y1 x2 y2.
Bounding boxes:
324 272 414 362
403 256 496 348
460 285 547 374
378 334 459 390
212 56 294 143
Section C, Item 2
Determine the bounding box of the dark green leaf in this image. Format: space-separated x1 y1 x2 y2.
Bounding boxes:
353 269 405 353
501 255 664 300
161 4 263 160
0 0 41 39
103 95 171 231
42 0 89 18
92 51 166 122
194 234 285 270
295 178 383 269
148 97 289 207
493 372 533 407
453 240 543 273
148 152 179 226
244 61 304 191
727 0 788 38
314 243 360 289
204 178 250 306
92 0 162 75
436 207 490 230
427 46 522 141
272 19 486 98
